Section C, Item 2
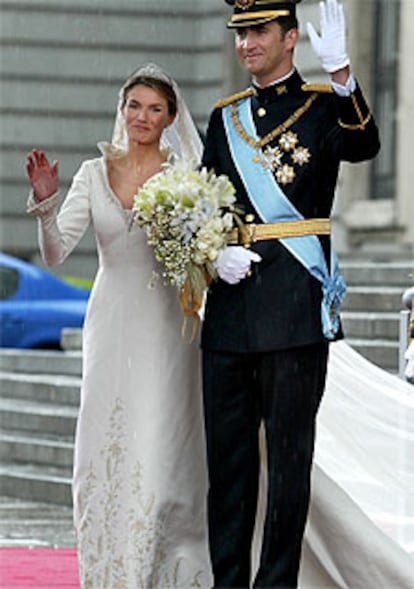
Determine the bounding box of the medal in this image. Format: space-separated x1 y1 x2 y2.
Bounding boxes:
279 131 298 152
292 146 311 166
230 93 317 179
262 146 284 170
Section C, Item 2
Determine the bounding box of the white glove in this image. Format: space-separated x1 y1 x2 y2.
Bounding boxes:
215 246 262 285
306 0 350 74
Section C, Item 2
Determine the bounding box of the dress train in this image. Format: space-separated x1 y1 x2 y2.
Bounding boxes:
300 341 414 588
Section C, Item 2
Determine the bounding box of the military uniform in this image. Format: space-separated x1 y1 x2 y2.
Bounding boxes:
201 2 380 588
201 71 379 352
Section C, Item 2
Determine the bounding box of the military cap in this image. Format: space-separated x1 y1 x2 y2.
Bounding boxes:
224 0 301 29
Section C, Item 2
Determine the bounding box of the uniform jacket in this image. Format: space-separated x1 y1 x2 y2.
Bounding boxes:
201 70 380 353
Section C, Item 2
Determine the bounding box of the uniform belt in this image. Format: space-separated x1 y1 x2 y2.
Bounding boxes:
229 218 331 247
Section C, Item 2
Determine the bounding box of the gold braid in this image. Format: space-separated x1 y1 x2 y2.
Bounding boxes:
230 92 319 154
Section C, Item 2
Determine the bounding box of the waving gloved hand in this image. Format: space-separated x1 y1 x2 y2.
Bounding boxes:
215 246 262 285
306 0 350 73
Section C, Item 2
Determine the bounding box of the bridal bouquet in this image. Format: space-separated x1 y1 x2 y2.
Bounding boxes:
132 158 240 321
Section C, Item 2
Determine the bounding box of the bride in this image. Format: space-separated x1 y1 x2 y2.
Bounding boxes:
26 63 213 588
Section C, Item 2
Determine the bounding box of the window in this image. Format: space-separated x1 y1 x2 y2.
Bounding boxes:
0 266 19 300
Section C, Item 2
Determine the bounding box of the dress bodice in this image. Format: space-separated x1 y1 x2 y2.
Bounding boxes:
89 158 149 269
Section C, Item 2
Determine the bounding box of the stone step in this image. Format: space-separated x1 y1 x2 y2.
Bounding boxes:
61 328 83 352
0 463 72 506
0 496 75 547
0 397 78 438
340 261 413 287
0 349 82 377
0 430 74 469
342 286 406 313
345 338 399 371
0 371 81 406
341 311 400 340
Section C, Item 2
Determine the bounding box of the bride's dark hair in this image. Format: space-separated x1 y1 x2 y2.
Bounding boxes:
121 76 177 117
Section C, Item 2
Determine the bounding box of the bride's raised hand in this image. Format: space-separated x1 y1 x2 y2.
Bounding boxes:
26 148 59 201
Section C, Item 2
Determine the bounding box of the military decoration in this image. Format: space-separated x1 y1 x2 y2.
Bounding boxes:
276 164 295 185
254 133 311 184
292 146 311 166
230 92 319 186
279 131 298 152
275 85 288 96
260 136 309 183
262 146 284 171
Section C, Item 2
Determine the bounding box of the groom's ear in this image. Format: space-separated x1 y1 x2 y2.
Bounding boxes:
285 27 299 50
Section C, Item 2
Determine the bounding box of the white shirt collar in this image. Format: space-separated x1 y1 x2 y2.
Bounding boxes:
253 67 296 89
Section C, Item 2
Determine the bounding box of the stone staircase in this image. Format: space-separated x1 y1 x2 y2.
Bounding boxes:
0 261 412 511
340 260 412 373
0 349 81 507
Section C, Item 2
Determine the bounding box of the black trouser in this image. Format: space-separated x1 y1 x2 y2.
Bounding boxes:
202 343 329 589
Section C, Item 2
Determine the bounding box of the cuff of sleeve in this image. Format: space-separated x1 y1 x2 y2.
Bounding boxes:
336 83 373 131
331 73 356 97
27 190 59 215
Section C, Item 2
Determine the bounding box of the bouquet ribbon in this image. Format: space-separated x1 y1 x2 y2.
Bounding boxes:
179 274 211 342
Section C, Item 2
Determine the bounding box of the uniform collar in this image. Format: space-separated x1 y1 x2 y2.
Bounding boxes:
253 69 304 103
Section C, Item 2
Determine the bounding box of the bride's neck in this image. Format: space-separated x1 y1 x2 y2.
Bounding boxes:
126 142 164 169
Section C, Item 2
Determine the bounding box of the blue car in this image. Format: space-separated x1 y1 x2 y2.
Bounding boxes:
0 252 90 349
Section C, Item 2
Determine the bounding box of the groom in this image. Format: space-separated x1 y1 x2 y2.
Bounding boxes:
201 1 380 587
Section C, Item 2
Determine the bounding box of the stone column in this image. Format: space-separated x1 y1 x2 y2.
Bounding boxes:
396 0 414 251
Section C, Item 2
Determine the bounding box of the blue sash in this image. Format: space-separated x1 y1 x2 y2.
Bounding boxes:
223 98 346 340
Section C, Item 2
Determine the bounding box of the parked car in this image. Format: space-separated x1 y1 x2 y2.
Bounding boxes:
0 252 90 349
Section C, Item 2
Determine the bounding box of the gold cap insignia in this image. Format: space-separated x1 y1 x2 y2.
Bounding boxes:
236 0 255 8
226 1 301 29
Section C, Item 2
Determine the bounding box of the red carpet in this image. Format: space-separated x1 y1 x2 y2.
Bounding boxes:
0 548 80 588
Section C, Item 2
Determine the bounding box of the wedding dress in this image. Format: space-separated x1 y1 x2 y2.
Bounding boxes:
32 155 213 588
28 65 212 588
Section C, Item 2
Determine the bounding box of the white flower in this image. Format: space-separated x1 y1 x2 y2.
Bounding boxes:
132 158 240 314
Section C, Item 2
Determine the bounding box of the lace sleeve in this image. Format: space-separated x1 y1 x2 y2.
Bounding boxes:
27 190 60 216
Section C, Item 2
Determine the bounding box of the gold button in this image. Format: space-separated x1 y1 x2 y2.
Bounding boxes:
257 107 266 118
246 269 252 278
245 214 254 223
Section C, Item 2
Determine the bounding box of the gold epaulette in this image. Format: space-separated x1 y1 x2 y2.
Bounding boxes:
214 88 255 109
301 83 333 93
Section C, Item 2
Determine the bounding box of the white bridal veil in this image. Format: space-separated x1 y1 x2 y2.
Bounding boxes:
99 62 203 164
